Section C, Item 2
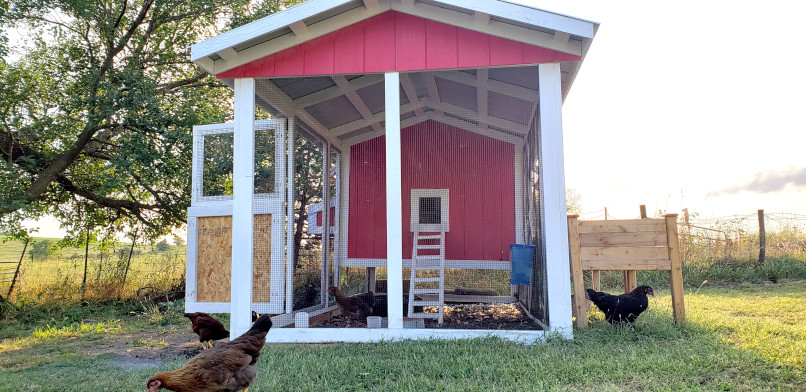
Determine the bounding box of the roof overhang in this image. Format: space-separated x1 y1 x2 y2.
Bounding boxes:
191 0 598 98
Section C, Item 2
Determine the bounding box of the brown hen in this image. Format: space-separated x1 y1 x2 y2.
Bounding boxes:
328 286 374 325
146 314 272 392
184 312 229 349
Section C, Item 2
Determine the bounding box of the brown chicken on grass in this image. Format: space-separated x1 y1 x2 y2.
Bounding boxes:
184 312 229 349
328 286 374 325
147 314 273 392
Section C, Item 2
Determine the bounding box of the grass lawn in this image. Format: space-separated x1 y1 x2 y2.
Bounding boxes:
0 282 804 391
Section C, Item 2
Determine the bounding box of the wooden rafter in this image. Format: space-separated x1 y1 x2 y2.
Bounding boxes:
434 71 539 103
332 76 384 134
295 75 383 108
476 69 489 131
256 79 342 148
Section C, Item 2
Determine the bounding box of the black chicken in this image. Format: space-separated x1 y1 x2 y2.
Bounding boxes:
586 285 654 326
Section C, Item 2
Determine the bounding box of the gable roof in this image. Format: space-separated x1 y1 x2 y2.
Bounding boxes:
191 0 598 96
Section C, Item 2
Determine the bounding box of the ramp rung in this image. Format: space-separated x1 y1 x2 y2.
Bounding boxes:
415 244 441 249
411 277 441 283
407 312 441 319
416 235 441 240
411 288 441 294
411 300 443 307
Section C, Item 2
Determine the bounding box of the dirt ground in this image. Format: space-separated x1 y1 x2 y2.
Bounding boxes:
315 303 543 330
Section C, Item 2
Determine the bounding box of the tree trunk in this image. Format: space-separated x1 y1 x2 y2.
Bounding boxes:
293 193 309 272
120 230 138 299
7 238 30 299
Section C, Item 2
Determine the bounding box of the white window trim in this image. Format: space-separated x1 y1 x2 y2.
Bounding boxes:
410 189 450 233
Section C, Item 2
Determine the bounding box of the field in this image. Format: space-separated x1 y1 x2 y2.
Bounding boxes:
0 282 804 391
0 236 185 303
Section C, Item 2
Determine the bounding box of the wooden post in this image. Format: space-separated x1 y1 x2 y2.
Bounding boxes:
665 214 685 324
623 206 644 292
591 271 601 291
758 209 765 263
567 215 587 328
604 207 608 220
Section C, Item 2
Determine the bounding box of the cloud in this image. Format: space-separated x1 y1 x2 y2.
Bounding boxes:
714 166 806 195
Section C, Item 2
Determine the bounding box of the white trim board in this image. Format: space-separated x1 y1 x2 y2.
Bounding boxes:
264 327 550 344
342 258 512 270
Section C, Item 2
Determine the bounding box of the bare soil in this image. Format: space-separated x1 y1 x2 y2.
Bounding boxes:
315 303 543 330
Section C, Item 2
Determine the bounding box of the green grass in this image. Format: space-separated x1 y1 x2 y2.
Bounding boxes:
0 283 803 391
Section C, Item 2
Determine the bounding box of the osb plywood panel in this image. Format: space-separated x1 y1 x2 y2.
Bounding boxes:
252 214 272 302
197 215 272 302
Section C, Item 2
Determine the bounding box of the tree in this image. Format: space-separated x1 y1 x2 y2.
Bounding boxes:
29 238 53 260
0 0 301 242
566 188 582 215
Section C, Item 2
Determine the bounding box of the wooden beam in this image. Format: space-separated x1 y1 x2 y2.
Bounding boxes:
295 75 383 108
476 69 489 131
217 47 238 62
420 98 529 135
424 73 445 117
288 20 310 38
363 0 380 10
330 101 423 137
474 11 490 26
256 79 342 149
434 71 539 103
553 31 571 45
400 73 425 117
333 76 383 134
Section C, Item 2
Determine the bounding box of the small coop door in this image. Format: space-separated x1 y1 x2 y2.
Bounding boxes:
185 119 288 314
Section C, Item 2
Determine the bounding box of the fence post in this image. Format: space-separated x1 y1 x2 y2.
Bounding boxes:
664 214 685 324
758 209 765 263
7 238 30 298
639 205 647 219
567 215 587 328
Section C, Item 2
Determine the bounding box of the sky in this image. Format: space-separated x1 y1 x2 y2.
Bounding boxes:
18 0 806 237
515 0 806 220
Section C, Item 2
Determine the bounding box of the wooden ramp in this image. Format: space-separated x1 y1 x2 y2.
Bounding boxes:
568 214 685 328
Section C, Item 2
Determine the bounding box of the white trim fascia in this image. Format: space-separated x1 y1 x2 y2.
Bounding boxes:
265 327 549 344
343 258 513 270
338 146 351 270
426 0 595 38
537 64 572 339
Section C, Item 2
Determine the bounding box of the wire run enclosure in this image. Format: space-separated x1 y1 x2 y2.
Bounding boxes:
186 0 600 342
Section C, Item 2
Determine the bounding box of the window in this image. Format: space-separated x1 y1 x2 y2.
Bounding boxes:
410 189 449 232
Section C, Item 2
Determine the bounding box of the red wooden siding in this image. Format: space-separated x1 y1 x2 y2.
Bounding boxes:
218 12 580 78
315 207 336 227
347 120 515 261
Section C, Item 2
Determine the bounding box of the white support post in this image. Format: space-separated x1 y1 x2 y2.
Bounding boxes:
286 120 296 314
320 142 331 306
385 72 404 329
231 78 256 337
538 64 573 339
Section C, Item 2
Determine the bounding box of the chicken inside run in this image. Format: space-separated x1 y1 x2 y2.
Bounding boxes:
316 286 543 330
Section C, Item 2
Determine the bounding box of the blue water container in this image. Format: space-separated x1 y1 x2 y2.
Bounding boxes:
510 244 534 285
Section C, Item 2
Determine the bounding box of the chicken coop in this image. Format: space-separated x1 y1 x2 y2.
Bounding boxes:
184 0 598 342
